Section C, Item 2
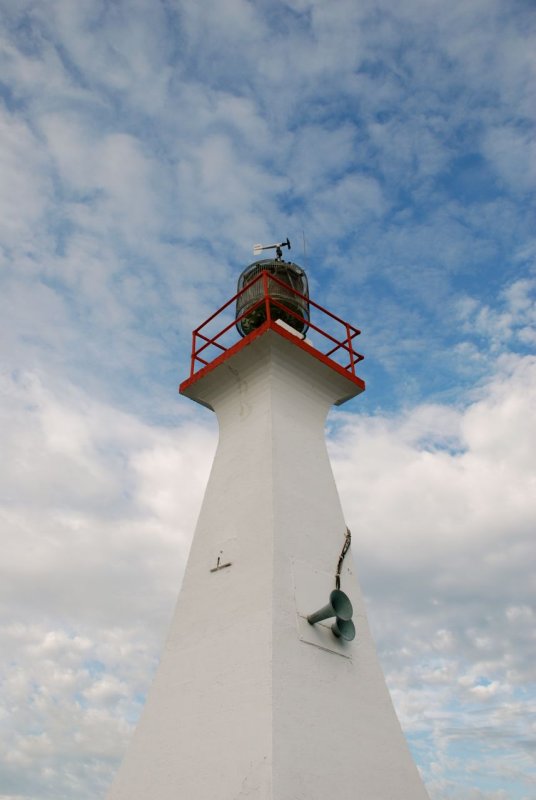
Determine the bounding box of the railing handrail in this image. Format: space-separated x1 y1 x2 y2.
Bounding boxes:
188 270 363 378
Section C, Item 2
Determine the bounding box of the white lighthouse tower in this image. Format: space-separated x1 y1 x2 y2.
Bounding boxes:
106 240 430 799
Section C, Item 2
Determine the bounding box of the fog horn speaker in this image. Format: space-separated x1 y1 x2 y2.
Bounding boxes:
331 617 356 641
307 589 353 625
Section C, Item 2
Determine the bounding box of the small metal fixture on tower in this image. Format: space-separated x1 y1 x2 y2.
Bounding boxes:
236 237 310 337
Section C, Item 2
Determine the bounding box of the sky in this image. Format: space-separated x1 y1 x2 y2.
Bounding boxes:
0 0 535 798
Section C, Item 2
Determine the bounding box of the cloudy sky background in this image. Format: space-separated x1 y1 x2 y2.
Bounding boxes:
0 0 535 798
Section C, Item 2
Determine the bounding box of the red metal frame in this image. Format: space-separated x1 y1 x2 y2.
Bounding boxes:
183 270 364 385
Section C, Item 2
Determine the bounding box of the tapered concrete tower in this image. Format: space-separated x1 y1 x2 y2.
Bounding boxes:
106 241 430 799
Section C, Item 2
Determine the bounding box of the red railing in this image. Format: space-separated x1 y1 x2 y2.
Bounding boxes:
188 271 364 379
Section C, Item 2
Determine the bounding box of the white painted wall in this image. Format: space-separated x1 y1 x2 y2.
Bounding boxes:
106 329 430 799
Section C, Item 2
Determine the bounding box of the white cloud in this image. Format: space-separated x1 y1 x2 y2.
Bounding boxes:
0 368 217 797
39 115 166 244
0 0 535 797
0 108 51 245
483 126 536 194
308 172 385 237
0 352 534 797
456 277 536 352
329 353 536 793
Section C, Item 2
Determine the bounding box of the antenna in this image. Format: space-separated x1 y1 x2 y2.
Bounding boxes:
253 237 291 260
302 230 307 271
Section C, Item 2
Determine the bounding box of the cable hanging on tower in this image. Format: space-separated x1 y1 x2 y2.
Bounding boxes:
335 526 352 590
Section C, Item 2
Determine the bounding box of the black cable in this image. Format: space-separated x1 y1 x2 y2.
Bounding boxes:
335 526 351 590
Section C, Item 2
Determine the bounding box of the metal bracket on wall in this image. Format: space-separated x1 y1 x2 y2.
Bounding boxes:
210 554 232 573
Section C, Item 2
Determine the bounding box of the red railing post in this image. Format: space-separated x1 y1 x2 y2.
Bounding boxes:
191 331 197 377
346 323 355 375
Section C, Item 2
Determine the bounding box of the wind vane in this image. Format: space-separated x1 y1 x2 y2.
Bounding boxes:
253 237 291 260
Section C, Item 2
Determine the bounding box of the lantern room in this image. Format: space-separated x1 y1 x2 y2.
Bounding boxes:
236 258 309 337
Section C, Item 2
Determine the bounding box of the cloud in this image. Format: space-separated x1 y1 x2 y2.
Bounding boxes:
329 353 536 795
1 351 534 798
0 0 535 797
0 370 215 620
0 368 216 797
483 125 536 195
0 107 52 246
456 277 536 351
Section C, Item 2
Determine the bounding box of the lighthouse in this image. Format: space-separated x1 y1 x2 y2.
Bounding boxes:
106 240 430 799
